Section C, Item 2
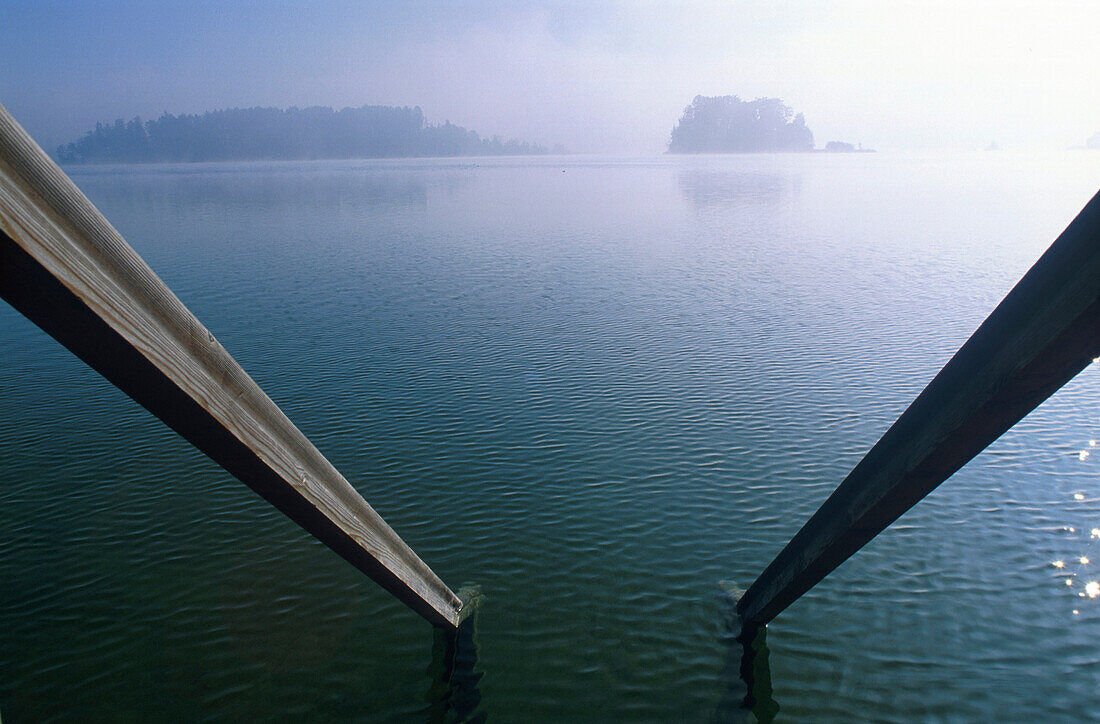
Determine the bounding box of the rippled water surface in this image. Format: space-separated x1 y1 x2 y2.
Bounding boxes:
2 152 1098 721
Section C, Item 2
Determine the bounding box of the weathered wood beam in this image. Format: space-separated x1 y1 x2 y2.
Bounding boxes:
738 188 1100 628
0 103 462 629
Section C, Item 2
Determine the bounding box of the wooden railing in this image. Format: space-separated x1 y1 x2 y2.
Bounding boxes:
739 188 1100 627
0 102 463 629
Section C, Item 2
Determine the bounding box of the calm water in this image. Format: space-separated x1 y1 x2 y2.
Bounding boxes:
2 152 1098 721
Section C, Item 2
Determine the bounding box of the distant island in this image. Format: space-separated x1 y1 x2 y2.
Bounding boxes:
823 140 874 153
667 95 872 154
668 95 814 153
56 105 556 163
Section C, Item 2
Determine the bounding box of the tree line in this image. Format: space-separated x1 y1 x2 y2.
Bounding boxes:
56 105 551 163
668 95 814 153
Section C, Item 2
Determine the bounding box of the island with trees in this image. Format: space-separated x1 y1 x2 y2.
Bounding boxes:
56 105 555 163
668 95 814 153
667 95 873 154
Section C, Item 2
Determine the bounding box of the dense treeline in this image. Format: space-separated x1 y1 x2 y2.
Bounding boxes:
57 105 550 163
668 95 814 153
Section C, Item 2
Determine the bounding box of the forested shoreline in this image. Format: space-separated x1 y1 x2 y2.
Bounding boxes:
57 105 552 163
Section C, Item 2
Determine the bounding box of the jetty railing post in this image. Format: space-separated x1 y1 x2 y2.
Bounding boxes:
738 189 1100 628
0 102 463 629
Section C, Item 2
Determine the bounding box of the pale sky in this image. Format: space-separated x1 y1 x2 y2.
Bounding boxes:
1 0 1097 154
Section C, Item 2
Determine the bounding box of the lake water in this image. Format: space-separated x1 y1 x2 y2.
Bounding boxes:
1 152 1098 721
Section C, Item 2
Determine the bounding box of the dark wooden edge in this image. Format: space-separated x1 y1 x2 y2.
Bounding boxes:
738 188 1100 626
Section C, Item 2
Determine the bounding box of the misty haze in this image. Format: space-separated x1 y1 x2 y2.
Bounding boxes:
1 2 1099 722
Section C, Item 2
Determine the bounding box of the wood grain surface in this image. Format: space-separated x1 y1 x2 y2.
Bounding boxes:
0 102 462 629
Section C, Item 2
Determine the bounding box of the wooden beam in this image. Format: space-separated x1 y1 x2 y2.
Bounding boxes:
738 189 1100 627
0 103 462 629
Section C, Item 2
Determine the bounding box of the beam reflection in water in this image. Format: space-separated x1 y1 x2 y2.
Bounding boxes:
424 586 485 723
718 582 779 723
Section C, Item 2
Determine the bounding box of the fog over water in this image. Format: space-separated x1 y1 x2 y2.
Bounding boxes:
2 148 1099 722
3 3 1100 721
2 1 1098 154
